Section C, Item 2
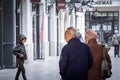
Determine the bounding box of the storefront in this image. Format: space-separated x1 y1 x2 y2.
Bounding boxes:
85 0 120 45
85 11 119 45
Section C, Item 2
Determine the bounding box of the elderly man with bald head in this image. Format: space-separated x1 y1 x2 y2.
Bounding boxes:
85 29 112 80
59 27 93 80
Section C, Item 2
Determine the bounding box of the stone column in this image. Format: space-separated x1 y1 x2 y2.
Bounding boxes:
49 4 57 56
22 0 33 62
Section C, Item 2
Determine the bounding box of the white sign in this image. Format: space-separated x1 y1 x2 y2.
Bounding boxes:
94 1 112 5
93 0 120 7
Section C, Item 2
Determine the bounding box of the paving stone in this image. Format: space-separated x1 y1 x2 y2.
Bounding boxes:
0 47 120 80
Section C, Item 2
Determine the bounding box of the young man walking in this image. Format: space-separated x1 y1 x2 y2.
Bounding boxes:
12 34 27 80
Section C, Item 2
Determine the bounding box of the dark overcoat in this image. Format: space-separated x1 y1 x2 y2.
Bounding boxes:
59 38 93 80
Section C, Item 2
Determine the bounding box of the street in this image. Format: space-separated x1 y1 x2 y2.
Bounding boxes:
0 47 120 80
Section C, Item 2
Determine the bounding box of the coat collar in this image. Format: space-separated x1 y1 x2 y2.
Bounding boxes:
88 38 98 45
68 38 80 43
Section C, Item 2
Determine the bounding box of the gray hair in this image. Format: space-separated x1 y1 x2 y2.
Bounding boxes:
85 29 98 39
66 27 78 38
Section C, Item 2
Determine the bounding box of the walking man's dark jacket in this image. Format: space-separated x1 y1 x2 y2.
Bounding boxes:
59 38 93 80
13 43 27 60
12 34 27 63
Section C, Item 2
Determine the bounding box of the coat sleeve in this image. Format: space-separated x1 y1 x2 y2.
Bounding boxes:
87 46 93 68
59 46 69 77
12 44 21 57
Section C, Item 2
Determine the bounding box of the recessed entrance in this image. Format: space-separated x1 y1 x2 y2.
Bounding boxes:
85 11 119 45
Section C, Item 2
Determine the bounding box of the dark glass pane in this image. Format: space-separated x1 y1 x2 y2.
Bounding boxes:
107 12 113 20
114 21 119 29
107 22 112 30
114 12 119 20
86 14 89 20
85 21 89 28
0 1 1 8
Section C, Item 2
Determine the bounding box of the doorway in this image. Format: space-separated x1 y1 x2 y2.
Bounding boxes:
90 21 113 45
85 11 119 45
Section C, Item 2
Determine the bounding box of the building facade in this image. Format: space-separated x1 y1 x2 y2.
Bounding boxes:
85 0 120 45
0 0 120 69
0 0 16 69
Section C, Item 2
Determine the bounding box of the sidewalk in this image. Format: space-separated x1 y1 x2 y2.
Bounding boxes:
0 47 120 80
0 57 61 80
106 47 120 80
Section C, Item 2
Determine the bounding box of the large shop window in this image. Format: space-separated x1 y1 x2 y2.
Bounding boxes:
85 11 119 45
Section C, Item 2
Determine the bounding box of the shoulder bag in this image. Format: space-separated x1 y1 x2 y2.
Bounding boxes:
101 49 112 78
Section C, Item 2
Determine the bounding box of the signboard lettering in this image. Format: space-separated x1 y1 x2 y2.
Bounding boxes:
94 1 112 5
